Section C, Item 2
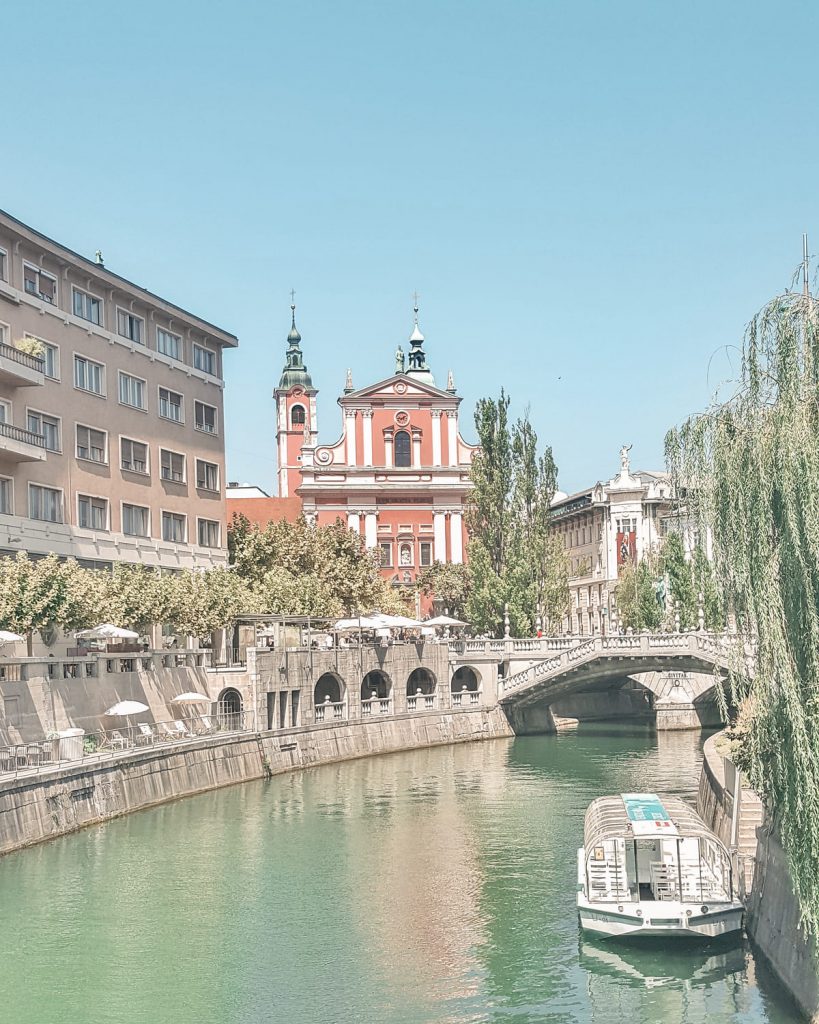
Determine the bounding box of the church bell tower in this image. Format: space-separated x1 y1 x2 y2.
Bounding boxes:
274 300 318 497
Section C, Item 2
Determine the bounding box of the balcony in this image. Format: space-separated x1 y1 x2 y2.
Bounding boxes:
0 421 47 462
0 344 45 387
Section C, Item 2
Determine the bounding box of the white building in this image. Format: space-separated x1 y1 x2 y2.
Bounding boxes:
550 447 676 635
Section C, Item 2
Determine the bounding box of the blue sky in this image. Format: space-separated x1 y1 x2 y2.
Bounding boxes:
3 1 818 493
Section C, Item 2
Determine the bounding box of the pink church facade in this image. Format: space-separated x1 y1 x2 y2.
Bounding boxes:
274 304 476 597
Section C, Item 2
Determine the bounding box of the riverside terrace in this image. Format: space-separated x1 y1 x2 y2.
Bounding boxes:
0 629 744 780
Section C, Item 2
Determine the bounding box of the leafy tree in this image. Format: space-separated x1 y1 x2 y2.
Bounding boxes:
416 562 471 620
692 543 723 630
661 531 696 628
666 286 819 936
0 553 101 653
615 552 662 631
165 568 258 640
465 396 567 635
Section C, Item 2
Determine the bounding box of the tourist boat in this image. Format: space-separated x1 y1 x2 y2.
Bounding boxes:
577 793 744 939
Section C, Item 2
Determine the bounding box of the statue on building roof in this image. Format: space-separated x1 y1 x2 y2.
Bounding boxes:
620 443 632 474
395 345 405 374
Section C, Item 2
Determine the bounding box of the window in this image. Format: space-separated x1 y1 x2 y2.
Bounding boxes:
118 371 145 410
160 449 185 482
76 425 107 463
420 542 432 567
197 518 221 548
161 511 186 543
29 484 62 523
78 495 108 531
196 459 219 491
26 336 58 379
379 542 392 567
74 355 104 395
0 248 6 281
193 344 215 374
291 405 306 426
194 400 217 433
23 263 56 304
158 387 183 422
122 503 149 538
120 438 148 474
394 430 411 467
0 322 7 345
0 400 10 424
156 328 181 359
27 410 60 451
72 287 103 326
0 477 12 515
117 309 143 344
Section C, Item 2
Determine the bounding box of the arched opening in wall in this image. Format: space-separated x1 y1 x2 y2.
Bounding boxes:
407 667 436 695
291 404 306 427
451 666 480 692
314 672 344 706
394 430 411 467
217 687 243 730
361 670 391 700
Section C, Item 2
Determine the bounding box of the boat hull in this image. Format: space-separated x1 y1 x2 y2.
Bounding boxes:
578 899 744 940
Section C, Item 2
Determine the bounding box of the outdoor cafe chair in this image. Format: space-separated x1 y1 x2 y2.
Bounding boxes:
107 730 129 750
198 714 215 734
25 743 41 766
172 720 193 739
158 722 178 742
137 723 156 745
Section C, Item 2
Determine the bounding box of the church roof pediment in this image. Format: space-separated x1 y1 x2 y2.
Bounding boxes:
339 373 458 405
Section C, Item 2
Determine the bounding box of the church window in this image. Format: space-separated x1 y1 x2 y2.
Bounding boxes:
291 405 306 426
394 430 411 467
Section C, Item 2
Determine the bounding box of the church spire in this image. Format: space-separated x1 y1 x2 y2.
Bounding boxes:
277 293 313 390
406 292 434 385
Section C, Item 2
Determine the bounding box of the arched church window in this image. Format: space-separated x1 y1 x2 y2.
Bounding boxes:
394 430 411 467
291 405 306 426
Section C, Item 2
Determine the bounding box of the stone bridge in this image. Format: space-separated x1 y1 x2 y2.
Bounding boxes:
489 633 751 732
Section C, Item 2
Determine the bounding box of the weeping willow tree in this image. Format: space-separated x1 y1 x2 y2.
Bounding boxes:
665 287 819 938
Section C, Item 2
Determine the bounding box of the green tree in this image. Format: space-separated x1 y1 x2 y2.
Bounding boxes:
691 543 723 630
165 568 257 640
465 395 567 635
416 562 471 620
666 286 819 936
661 531 696 628
615 553 662 631
0 553 101 653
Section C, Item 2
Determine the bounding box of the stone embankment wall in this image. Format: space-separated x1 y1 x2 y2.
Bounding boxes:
0 706 513 856
698 732 818 1023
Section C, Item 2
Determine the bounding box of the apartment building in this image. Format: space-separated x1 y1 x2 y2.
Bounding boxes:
550 447 675 635
0 210 236 569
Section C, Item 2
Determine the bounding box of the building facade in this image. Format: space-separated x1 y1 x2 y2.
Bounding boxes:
0 210 236 569
550 447 675 635
273 303 477 592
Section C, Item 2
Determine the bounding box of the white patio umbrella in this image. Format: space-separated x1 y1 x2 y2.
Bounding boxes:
172 692 210 703
76 623 139 640
372 614 424 629
105 700 149 716
104 699 150 738
332 615 384 631
424 615 468 627
0 630 24 644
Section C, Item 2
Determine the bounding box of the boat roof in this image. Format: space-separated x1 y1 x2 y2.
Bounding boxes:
584 793 721 849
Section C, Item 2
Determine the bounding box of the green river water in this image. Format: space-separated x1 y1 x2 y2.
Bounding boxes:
0 726 801 1024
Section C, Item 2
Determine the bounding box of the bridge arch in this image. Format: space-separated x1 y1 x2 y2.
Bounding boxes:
314 671 345 706
407 667 436 695
451 665 481 692
361 669 392 700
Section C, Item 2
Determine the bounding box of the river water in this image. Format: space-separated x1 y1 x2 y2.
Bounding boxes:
0 726 800 1024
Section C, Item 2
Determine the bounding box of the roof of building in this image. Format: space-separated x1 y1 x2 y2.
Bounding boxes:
228 496 303 528
0 208 238 346
226 484 270 499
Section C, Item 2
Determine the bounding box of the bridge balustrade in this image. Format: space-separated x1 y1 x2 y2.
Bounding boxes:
361 697 392 716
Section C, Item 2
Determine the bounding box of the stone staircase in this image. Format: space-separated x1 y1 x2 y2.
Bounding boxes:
737 788 765 896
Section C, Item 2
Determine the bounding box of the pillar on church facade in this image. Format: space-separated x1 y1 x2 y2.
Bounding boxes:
449 511 463 564
433 511 447 562
278 434 289 497
362 410 373 466
384 430 393 468
431 411 442 466
447 412 458 466
347 511 360 533
411 429 422 469
364 512 378 548
345 411 357 465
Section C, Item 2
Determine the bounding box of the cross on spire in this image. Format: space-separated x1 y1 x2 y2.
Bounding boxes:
412 290 420 322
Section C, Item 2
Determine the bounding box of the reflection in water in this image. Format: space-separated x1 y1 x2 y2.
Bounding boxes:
0 726 801 1024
